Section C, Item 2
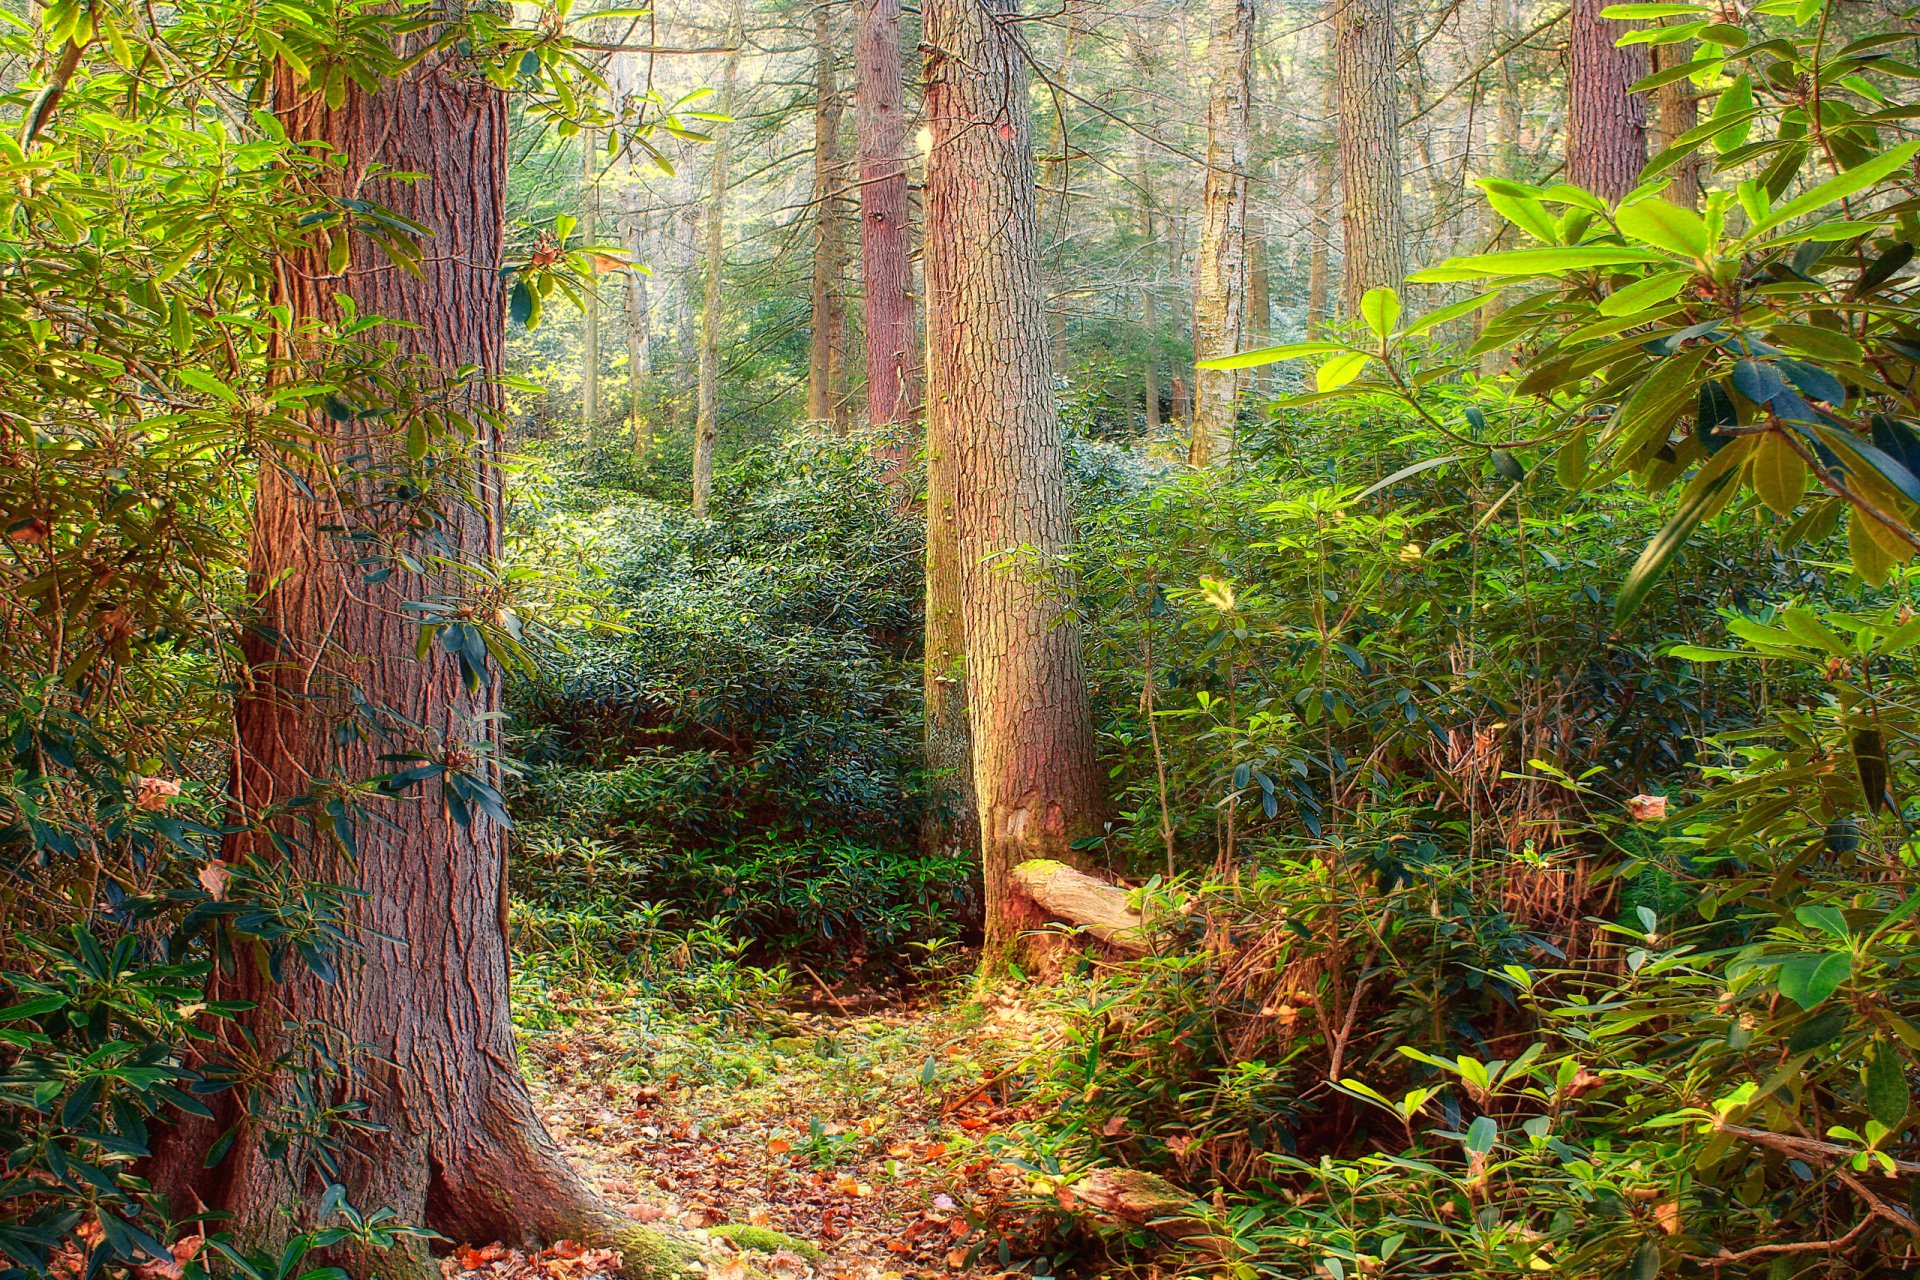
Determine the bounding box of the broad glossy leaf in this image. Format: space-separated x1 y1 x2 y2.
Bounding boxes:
1196 340 1347 371
1750 140 1920 237
1361 287 1401 340
1598 269 1692 316
1613 444 1747 623
1617 198 1712 260
1409 246 1668 282
1776 951 1850 1009
1752 430 1807 515
1317 351 1371 391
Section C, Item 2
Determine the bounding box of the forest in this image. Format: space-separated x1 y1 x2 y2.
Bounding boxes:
5 0 1920 1276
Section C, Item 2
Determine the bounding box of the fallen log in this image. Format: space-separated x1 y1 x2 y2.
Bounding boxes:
1010 859 1151 954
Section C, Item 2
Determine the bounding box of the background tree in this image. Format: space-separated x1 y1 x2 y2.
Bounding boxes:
1567 0 1647 200
855 0 919 446
808 3 848 429
1334 0 1406 311
1188 0 1254 465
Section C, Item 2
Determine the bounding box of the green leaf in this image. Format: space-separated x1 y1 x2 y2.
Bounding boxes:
1867 1040 1910 1129
1409 246 1668 282
1614 451 1745 624
1558 426 1591 489
1196 340 1346 371
1617 198 1713 260
1484 188 1559 243
1401 291 1496 337
1599 269 1693 316
1464 1115 1497 1155
1749 140 1920 237
1776 952 1851 1010
1316 351 1371 391
1360 287 1401 339
1752 430 1808 516
1787 1005 1849 1052
1350 454 1465 502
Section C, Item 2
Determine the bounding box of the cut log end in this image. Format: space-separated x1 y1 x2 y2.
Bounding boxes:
1009 859 1150 954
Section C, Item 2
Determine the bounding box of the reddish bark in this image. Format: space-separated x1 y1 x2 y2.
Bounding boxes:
856 0 920 459
923 0 1104 971
1567 0 1649 201
147 37 682 1280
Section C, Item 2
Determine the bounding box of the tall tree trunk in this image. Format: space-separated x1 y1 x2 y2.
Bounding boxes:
1245 210 1269 388
1650 38 1701 207
582 128 601 442
923 0 1103 971
808 4 847 429
1307 143 1333 334
694 19 741 518
1334 0 1406 312
921 321 977 863
147 32 683 1280
1189 0 1253 467
1567 0 1647 201
625 209 653 457
856 0 920 457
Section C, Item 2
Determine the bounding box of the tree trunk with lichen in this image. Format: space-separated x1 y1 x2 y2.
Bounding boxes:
923 0 1103 974
856 0 920 472
1188 0 1252 467
143 31 688 1280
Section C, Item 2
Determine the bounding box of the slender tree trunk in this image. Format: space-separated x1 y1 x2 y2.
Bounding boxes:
1650 38 1701 207
1245 210 1269 388
146 33 683 1280
1334 0 1406 311
625 210 653 457
1307 143 1333 334
923 0 1103 971
856 0 920 461
1189 0 1253 467
808 4 847 429
921 320 977 862
694 19 741 518
582 128 601 442
1567 0 1647 201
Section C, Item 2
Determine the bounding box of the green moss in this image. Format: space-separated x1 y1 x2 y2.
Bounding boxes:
709 1224 826 1264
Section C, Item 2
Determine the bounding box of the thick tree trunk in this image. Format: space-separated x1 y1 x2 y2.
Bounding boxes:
582 128 601 441
1650 39 1701 208
808 4 847 430
625 210 653 457
694 26 741 518
923 0 1103 972
148 38 685 1280
1188 0 1253 467
856 0 920 456
1333 0 1406 312
1567 0 1648 201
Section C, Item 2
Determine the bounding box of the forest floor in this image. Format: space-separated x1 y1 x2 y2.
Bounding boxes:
443 983 1054 1280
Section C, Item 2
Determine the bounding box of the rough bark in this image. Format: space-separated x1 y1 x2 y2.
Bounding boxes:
1567 0 1648 202
1650 38 1701 208
582 128 601 440
855 0 920 453
1188 0 1253 467
808 3 848 429
1009 860 1149 953
923 0 1103 971
694 19 741 518
148 34 687 1280
1333 0 1407 312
